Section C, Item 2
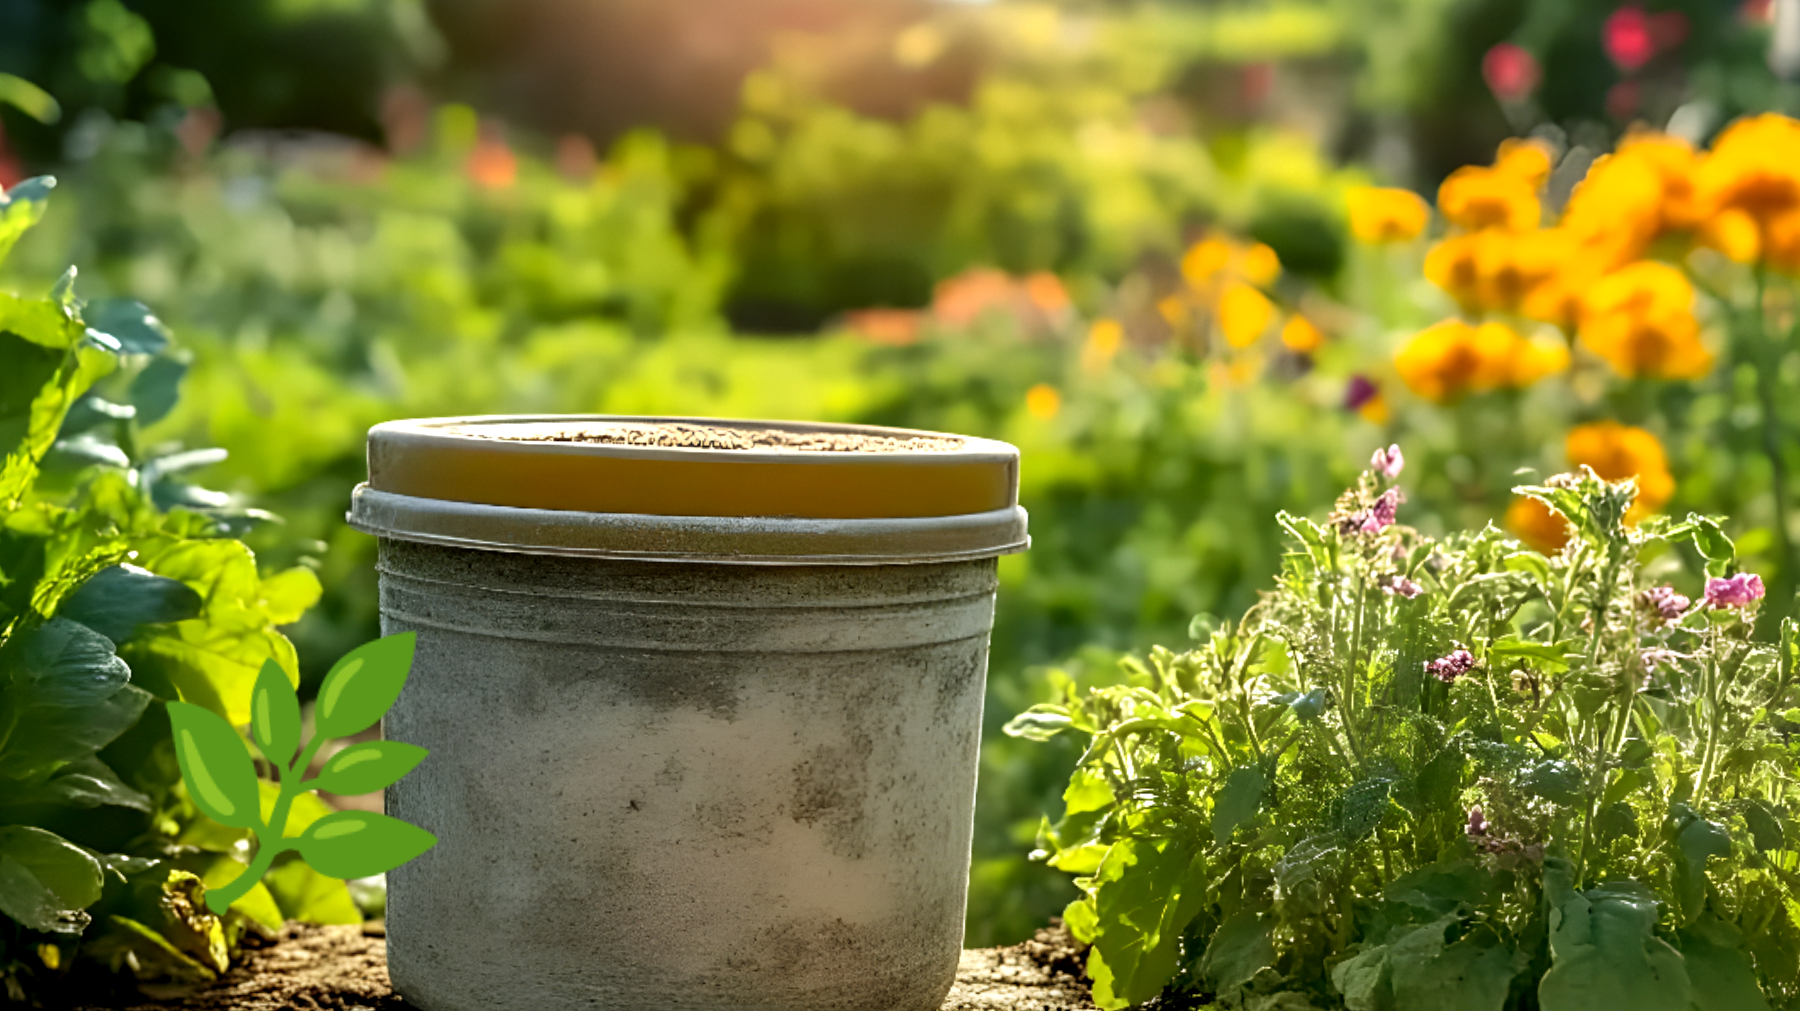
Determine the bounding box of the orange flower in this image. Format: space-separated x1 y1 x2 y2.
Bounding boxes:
1348 187 1430 243
1506 496 1571 554
1696 113 1800 229
1566 420 1675 520
843 309 921 346
1395 319 1567 402
1238 243 1282 287
1025 383 1062 419
1181 237 1234 289
1577 262 1713 380
1494 138 1555 188
1217 281 1275 348
1438 165 1541 232
1280 315 1325 353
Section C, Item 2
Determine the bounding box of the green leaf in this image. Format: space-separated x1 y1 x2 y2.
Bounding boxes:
1288 687 1327 721
0 683 151 780
0 825 103 934
311 741 428 795
1061 766 1114 817
0 176 54 263
1004 704 1073 741
249 659 302 769
0 755 150 811
1388 921 1521 1011
1084 837 1208 1009
1200 909 1276 1002
262 857 361 925
0 74 61 125
192 855 283 932
1488 636 1580 672
1213 765 1267 844
1743 801 1784 852
59 563 203 645
166 701 264 830
294 811 436 880
14 616 130 706
1678 918 1772 1011
1674 811 1732 919
1383 861 1499 917
1538 881 1692 1011
1521 760 1585 806
83 299 169 356
314 633 417 739
128 354 188 427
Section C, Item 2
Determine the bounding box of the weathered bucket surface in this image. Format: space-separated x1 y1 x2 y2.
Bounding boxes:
346 416 1028 1011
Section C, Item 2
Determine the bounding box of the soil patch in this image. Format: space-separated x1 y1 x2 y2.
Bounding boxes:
477 421 965 453
70 920 1095 1011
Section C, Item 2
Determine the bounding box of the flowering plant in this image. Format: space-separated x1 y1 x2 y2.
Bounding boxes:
1008 448 1800 1010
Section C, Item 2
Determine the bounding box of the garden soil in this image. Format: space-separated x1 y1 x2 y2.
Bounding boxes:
71 920 1096 1011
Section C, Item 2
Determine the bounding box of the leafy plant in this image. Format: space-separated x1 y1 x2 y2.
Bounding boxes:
169 633 434 914
0 175 339 1005
1011 450 1800 1009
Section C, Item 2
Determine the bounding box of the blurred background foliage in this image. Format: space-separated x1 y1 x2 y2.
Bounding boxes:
0 0 1795 953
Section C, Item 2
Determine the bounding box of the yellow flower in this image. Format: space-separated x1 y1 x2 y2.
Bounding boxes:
1217 281 1275 348
1082 318 1124 371
1181 237 1234 289
1158 295 1192 331
1358 390 1391 424
1280 315 1325 353
1696 113 1800 230
1699 208 1761 263
1577 262 1713 380
1566 420 1674 520
1424 234 1484 309
1561 151 1667 259
1395 319 1565 402
1438 165 1541 232
1238 243 1282 287
1025 383 1062 420
1506 496 1571 554
1348 187 1430 243
1494 138 1555 188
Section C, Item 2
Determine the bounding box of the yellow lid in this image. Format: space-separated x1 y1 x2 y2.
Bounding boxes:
363 416 1019 520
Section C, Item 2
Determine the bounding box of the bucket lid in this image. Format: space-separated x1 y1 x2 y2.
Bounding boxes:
347 415 1029 564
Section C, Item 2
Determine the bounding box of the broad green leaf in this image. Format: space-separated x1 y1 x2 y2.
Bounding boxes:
1538 881 1692 1011
0 755 150 811
1679 918 1771 1011
1388 919 1521 1011
1488 636 1579 672
82 299 170 355
167 701 263 830
0 683 150 780
1085 837 1208 1009
249 659 302 769
0 825 104 934
258 567 321 625
1288 687 1327 720
1383 861 1499 917
315 633 417 739
83 915 218 984
1744 801 1784 852
1521 760 1585 806
1333 941 1391 1011
1063 895 1098 944
1004 704 1073 741
262 857 361 925
1213 765 1266 844
0 333 114 507
295 811 436 880
14 616 130 705
128 354 188 427
1200 909 1276 1002
59 563 202 644
1061 766 1114 817
311 740 428 795
1674 811 1732 919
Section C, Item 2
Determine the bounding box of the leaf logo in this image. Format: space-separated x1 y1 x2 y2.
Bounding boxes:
168 633 434 914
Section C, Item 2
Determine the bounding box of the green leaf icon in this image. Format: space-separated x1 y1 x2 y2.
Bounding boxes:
295 811 436 880
250 659 302 769
310 741 428 795
314 633 416 739
167 701 262 829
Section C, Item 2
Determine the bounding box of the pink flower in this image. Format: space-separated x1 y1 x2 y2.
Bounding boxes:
1483 43 1542 103
1427 649 1476 684
1704 573 1765 609
1381 573 1423 599
1638 585 1690 623
1604 6 1655 71
1361 490 1401 533
1371 444 1405 479
1467 807 1490 837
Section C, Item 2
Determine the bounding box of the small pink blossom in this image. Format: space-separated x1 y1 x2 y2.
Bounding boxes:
1704 573 1765 609
1482 43 1541 103
1361 489 1401 534
1427 649 1476 684
1371 444 1405 479
1638 585 1690 623
1604 6 1655 71
1467 807 1490 837
1381 573 1423 599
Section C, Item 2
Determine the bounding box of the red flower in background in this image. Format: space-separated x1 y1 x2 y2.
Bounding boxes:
1482 44 1541 103
1604 7 1656 71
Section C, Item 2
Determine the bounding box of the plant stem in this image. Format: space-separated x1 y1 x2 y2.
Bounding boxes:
204 732 329 914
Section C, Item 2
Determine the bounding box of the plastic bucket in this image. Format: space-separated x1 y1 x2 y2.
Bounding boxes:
346 416 1028 1011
